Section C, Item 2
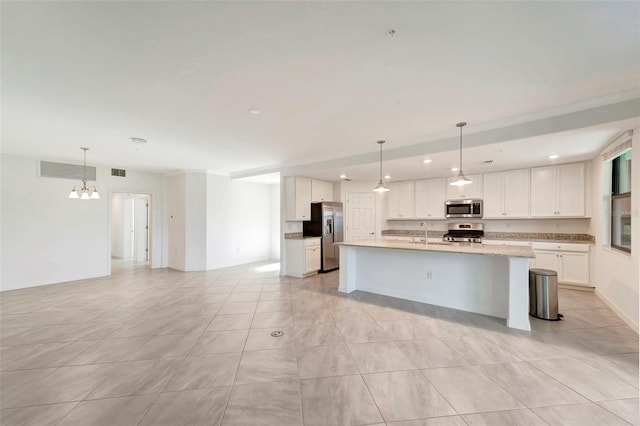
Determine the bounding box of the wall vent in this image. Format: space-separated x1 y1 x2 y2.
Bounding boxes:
111 168 126 177
40 161 96 181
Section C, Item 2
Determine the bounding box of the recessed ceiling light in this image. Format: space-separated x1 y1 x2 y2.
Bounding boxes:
130 137 147 144
451 167 459 172
339 174 347 179
384 175 391 179
248 108 261 115
548 154 559 159
423 159 432 164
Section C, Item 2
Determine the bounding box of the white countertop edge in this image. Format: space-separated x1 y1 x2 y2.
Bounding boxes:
338 239 535 258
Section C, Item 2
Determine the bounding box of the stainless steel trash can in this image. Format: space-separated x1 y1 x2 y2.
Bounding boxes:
529 268 560 321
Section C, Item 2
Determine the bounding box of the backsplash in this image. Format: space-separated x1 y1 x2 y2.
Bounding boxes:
382 229 594 243
385 218 591 234
284 232 303 239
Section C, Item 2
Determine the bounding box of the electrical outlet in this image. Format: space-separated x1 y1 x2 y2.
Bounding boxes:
426 271 433 280
49 259 56 267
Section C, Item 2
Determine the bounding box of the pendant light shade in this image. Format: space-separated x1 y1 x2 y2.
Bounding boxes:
68 147 100 200
450 122 472 186
372 140 390 193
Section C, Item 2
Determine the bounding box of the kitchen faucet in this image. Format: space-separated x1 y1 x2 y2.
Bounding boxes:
420 222 428 246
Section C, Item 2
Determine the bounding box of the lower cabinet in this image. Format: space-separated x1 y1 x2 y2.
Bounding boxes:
530 242 590 287
285 238 321 278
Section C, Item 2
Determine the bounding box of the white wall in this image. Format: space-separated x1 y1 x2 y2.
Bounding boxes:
207 174 272 270
1 154 166 291
269 183 280 261
589 128 639 331
184 173 207 271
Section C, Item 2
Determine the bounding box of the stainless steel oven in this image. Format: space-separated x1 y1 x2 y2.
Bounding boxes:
443 223 484 243
445 199 483 218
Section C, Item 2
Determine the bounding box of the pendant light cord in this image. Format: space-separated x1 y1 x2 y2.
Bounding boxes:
456 122 466 172
459 126 462 171
377 140 385 182
379 142 383 180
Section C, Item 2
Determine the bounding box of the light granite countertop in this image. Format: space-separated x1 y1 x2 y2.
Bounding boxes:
338 239 535 258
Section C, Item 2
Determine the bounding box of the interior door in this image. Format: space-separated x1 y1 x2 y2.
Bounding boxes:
346 193 375 240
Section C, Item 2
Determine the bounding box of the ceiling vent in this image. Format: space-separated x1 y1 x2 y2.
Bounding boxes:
40 161 96 181
111 168 126 177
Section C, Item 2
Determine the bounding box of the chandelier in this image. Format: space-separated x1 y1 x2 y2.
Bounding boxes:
68 147 100 200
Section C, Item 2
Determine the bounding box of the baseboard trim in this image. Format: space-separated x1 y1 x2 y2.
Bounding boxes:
559 283 595 292
594 288 639 333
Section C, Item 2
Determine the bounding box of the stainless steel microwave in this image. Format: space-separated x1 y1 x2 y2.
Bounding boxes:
445 199 483 218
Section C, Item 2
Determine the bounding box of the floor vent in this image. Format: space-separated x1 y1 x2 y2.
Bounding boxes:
111 168 126 177
40 161 96 181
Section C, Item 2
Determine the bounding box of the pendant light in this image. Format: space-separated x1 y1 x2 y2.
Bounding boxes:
450 122 472 186
68 147 100 200
372 140 390 193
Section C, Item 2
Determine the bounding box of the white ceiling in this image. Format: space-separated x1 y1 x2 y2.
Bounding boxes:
2 1 639 181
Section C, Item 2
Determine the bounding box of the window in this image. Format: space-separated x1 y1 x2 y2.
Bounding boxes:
611 150 631 252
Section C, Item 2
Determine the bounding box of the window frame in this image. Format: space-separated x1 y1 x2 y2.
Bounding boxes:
610 150 632 253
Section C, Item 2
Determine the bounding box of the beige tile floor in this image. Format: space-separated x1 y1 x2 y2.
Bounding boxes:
0 260 638 425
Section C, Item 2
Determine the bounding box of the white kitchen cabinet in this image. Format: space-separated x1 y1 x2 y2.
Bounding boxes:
387 181 415 219
285 238 321 278
530 163 585 217
446 174 483 200
285 176 311 221
311 179 333 202
483 169 529 218
305 240 321 272
530 242 590 287
415 178 446 219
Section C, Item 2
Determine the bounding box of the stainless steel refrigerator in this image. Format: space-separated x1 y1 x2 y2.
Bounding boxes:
303 202 343 272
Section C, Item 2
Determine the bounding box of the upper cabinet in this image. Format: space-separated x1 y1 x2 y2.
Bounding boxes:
446 174 483 200
379 162 587 221
387 181 415 219
311 179 333 202
483 169 530 218
415 178 446 219
530 163 585 217
285 176 311 221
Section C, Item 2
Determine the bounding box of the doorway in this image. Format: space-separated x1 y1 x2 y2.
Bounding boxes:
111 192 151 271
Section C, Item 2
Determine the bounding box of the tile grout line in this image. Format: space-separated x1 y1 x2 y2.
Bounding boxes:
218 280 259 426
133 288 220 426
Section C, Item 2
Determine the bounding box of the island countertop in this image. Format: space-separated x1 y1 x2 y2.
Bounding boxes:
338 239 535 258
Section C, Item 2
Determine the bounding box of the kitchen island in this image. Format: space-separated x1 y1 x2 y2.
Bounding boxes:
338 240 535 331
